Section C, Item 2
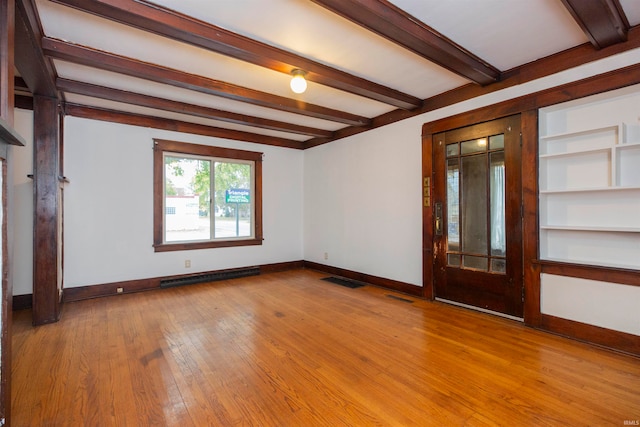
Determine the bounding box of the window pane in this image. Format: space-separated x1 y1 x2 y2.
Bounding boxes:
447 254 461 267
490 151 506 256
463 255 488 271
164 156 211 242
491 258 506 273
461 138 487 155
489 134 504 150
446 158 460 252
214 162 252 238
446 143 459 157
461 155 488 255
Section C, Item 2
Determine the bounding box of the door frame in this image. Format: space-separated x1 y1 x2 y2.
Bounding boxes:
422 108 540 325
0 154 8 424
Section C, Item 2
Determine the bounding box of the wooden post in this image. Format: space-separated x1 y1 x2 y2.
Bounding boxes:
33 95 61 325
0 0 15 423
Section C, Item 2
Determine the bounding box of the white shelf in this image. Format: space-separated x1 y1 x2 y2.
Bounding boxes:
540 225 640 233
539 125 619 142
541 257 640 271
616 141 640 149
538 146 611 160
539 125 618 156
539 185 640 194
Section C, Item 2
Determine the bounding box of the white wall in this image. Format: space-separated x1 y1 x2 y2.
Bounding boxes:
304 120 423 285
541 274 640 335
62 117 303 288
11 109 34 296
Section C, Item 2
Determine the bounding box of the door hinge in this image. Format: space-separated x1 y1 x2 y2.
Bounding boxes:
520 132 523 147
522 286 525 303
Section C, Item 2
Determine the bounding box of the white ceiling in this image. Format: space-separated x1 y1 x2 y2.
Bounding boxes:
26 0 640 147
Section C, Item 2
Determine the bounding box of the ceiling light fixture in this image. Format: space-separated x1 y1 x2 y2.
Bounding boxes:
290 69 307 94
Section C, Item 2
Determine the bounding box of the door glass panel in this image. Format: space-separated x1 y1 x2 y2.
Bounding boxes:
461 155 487 255
463 255 488 271
446 143 459 157
491 258 506 273
490 151 506 256
489 134 504 150
445 134 507 275
461 138 487 155
447 254 461 267
446 158 460 252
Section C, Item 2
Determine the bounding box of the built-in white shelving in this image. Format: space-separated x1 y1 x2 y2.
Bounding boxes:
539 225 640 233
538 90 640 270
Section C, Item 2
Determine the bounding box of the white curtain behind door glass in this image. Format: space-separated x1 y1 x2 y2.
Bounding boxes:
490 159 506 255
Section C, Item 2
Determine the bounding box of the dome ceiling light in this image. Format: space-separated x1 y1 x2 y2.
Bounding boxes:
290 69 307 94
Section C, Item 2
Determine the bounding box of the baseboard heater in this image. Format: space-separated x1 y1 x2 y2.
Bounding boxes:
160 266 260 289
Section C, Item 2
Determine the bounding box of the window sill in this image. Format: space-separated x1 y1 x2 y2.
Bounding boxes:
154 238 263 252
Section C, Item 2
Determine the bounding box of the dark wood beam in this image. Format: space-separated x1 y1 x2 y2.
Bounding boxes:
14 0 57 97
561 0 629 49
63 103 305 150
311 0 500 85
57 79 334 138
50 0 422 110
0 0 15 124
43 37 370 127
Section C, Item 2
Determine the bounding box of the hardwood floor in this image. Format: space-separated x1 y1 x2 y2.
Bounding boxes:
11 269 640 426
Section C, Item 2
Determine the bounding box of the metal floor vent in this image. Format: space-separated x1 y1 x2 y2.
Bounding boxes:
160 266 260 288
321 276 365 289
386 294 414 303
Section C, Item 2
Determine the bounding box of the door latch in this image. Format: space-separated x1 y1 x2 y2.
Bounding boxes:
434 202 443 236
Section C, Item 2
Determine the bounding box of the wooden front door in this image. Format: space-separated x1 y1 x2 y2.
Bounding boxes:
431 115 523 317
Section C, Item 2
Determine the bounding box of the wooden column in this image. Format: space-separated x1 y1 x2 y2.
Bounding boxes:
0 0 15 423
521 109 541 327
33 95 61 325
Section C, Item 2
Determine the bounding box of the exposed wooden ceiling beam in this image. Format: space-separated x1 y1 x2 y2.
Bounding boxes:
310 0 500 86
57 79 334 138
14 0 57 97
63 103 305 150
561 0 629 49
42 38 370 127
49 0 422 110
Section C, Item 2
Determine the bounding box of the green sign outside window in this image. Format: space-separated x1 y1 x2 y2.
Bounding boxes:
225 188 250 204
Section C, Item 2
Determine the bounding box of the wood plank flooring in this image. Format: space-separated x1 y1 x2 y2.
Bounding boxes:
11 269 640 426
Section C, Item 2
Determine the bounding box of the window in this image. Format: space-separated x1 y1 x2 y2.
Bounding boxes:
153 139 262 252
